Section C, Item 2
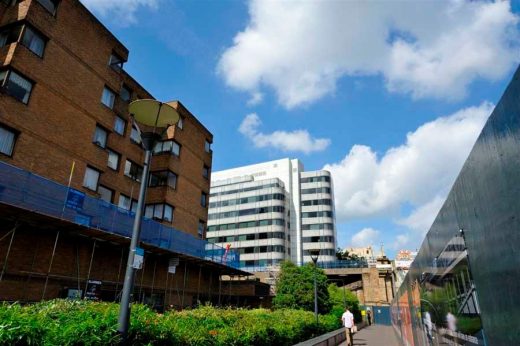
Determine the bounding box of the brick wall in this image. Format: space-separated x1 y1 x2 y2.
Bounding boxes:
0 0 212 238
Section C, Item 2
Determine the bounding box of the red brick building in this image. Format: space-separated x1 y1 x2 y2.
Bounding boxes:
0 0 268 308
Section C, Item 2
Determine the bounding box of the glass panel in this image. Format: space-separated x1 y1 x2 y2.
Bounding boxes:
153 204 163 219
0 126 15 156
124 160 131 176
36 0 58 14
164 205 173 222
0 25 21 48
171 141 180 156
6 71 32 103
159 141 170 152
107 150 119 170
114 116 125 135
22 26 45 57
101 87 115 108
204 140 211 152
120 85 131 101
82 167 99 191
144 205 153 219
167 172 177 188
177 117 183 129
93 126 107 147
130 200 138 213
98 185 113 203
109 53 123 71
118 195 130 210
130 126 141 143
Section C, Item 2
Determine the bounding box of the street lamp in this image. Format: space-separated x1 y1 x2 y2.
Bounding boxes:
117 100 180 341
309 249 320 324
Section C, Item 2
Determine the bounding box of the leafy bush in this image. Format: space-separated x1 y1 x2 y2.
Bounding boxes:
0 300 341 345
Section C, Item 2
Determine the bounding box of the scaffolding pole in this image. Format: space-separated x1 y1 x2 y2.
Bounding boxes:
181 262 187 307
42 230 61 300
197 265 202 304
115 247 125 301
150 257 157 295
83 239 97 297
0 223 18 282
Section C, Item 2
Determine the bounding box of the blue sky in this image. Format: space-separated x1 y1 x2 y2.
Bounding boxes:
82 0 520 258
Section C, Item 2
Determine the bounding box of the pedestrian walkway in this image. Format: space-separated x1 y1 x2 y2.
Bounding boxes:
339 325 399 346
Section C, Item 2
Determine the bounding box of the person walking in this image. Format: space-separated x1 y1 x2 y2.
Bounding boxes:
367 309 372 326
342 308 355 346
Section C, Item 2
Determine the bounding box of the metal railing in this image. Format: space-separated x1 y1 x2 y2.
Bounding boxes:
317 259 368 269
0 161 240 269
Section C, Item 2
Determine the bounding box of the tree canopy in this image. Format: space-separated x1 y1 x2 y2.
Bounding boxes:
273 261 332 313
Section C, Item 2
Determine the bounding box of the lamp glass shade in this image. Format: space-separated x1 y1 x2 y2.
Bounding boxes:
309 249 320 263
129 99 179 128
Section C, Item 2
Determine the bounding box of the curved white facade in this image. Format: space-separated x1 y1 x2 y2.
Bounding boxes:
207 158 337 271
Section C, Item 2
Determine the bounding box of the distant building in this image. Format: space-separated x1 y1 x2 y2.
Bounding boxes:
394 250 417 289
207 158 337 271
344 246 375 259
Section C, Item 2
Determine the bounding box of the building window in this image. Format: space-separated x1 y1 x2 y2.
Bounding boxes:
108 53 124 71
21 26 46 57
36 0 59 15
120 84 131 102
145 203 174 222
118 194 137 213
92 125 108 148
204 140 211 153
124 159 143 182
130 124 141 144
200 192 208 208
101 86 115 109
202 165 210 179
0 124 17 156
98 185 113 203
177 117 183 129
0 70 33 104
198 220 205 239
149 170 177 189
83 166 100 191
0 24 22 48
153 140 180 156
114 116 126 135
107 149 120 171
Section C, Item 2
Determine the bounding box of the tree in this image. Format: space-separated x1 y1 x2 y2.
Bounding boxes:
328 283 361 321
273 261 332 314
336 248 361 261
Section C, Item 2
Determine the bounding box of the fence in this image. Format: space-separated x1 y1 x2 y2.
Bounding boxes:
0 160 240 269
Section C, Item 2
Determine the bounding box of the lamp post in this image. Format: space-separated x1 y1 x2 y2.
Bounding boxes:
309 249 320 325
117 100 179 341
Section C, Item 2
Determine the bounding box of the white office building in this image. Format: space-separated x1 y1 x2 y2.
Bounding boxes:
207 158 337 271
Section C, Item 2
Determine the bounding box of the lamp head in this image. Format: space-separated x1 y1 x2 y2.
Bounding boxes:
309 249 320 264
129 99 180 129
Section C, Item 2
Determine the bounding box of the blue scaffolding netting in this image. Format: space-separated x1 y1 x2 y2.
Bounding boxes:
0 160 240 269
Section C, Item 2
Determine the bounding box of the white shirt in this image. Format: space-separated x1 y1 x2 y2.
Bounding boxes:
342 311 354 328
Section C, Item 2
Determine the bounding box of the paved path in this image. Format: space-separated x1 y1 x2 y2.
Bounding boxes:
339 325 399 346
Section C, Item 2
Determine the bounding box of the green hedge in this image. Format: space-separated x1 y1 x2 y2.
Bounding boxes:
0 300 341 345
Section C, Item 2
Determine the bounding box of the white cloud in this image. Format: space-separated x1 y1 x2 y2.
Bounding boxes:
324 102 494 228
351 228 381 248
247 92 264 106
218 1 519 108
80 0 158 23
239 113 330 154
398 196 446 235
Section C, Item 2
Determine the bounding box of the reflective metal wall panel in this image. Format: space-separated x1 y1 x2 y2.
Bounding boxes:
393 67 520 345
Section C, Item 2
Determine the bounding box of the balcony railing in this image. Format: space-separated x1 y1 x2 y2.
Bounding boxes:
0 160 240 269
317 260 368 269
